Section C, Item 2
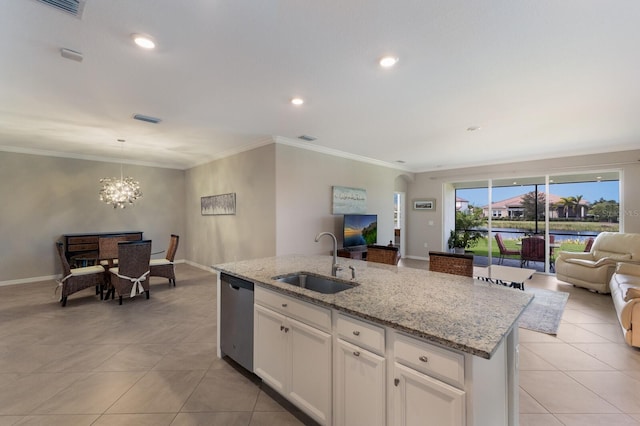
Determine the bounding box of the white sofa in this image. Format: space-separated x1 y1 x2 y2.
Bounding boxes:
609 263 640 348
556 232 640 293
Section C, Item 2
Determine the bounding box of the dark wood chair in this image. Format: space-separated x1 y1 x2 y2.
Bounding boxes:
428 251 473 277
495 233 520 265
149 234 180 286
109 240 152 305
584 237 594 252
55 242 105 307
520 237 546 268
366 244 400 265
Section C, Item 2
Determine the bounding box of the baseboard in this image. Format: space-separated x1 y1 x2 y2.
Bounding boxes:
183 259 216 273
404 255 429 261
0 274 58 287
0 258 212 287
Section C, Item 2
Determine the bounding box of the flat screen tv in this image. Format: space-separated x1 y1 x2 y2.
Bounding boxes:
343 214 377 248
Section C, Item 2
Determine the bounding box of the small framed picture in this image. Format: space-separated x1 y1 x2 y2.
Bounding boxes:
414 199 436 210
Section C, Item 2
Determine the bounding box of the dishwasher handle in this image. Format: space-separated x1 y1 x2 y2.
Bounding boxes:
220 272 254 292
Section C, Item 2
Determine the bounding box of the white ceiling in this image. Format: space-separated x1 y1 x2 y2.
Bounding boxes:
2 0 640 171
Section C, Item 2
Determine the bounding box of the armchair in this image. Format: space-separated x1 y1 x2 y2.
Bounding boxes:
556 232 640 293
609 262 640 348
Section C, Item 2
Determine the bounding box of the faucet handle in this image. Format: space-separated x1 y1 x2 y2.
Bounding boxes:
349 265 356 280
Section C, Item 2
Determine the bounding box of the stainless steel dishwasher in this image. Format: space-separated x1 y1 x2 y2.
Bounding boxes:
220 272 254 372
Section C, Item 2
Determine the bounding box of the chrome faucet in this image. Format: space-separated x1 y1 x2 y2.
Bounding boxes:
315 232 342 277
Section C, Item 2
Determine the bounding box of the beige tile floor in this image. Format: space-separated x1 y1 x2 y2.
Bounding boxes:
0 261 638 425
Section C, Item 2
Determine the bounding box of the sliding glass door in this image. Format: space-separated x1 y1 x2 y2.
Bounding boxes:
453 171 620 274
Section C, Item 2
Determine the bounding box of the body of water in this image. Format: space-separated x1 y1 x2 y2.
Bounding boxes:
480 228 598 243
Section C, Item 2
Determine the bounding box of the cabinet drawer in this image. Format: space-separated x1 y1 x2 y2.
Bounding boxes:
67 236 98 245
394 333 464 389
336 313 385 355
255 286 331 332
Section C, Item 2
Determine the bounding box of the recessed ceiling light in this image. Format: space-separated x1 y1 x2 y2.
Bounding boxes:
132 34 156 49
467 126 481 131
379 56 398 68
291 97 304 106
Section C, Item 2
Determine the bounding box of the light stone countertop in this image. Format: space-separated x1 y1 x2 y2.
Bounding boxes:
212 254 533 359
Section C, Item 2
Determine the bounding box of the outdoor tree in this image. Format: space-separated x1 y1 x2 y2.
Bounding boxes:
558 196 576 218
521 191 546 220
449 210 486 249
589 198 619 223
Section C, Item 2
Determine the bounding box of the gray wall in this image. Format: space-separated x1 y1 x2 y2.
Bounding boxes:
405 150 640 259
0 151 185 283
184 144 277 267
274 144 405 256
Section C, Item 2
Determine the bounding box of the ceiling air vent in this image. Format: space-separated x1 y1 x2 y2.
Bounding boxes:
133 114 162 124
36 0 86 18
298 135 317 142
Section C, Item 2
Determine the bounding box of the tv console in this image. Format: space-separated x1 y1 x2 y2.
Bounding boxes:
337 246 367 260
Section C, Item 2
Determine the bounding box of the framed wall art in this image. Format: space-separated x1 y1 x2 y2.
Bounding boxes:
413 199 436 211
332 186 367 214
201 192 236 215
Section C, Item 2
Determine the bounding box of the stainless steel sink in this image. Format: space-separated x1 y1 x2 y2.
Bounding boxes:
274 272 357 294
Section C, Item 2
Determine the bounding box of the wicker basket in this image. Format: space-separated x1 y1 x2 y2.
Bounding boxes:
428 251 473 277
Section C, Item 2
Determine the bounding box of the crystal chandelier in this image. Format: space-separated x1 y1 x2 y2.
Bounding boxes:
99 140 143 208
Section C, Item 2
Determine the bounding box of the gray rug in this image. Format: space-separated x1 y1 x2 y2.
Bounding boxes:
518 287 569 335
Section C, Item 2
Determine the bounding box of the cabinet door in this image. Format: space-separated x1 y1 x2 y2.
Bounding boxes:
288 316 332 426
254 304 288 394
335 339 386 426
393 363 465 426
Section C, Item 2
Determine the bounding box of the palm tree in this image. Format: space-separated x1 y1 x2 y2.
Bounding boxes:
574 195 584 218
558 196 576 218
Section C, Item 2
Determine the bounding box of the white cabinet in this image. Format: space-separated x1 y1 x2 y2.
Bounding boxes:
254 288 332 425
334 314 386 426
393 362 465 426
392 333 466 426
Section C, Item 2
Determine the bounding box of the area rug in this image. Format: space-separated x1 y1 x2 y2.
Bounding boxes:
518 287 569 335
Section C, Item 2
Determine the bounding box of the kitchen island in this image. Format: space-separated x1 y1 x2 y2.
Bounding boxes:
213 255 533 426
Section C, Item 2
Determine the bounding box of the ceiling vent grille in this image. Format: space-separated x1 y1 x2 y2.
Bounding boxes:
133 114 162 124
36 0 86 18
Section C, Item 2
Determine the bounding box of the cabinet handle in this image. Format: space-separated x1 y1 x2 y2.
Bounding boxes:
394 378 400 387
282 303 288 307
419 355 429 363
353 351 360 357
352 330 360 336
280 325 285 331
284 327 289 333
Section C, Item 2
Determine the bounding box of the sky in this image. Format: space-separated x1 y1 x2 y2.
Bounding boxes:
457 181 619 207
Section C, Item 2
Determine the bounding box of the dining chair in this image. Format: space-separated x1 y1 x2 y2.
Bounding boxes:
428 251 474 277
99 235 136 267
108 240 152 305
584 237 595 252
366 244 399 265
55 242 105 307
149 234 180 286
495 233 520 265
520 237 546 268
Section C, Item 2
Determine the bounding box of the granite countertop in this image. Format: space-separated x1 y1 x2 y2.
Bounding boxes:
212 254 533 359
